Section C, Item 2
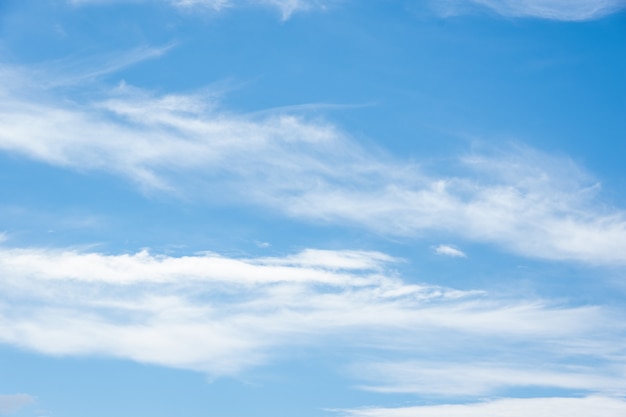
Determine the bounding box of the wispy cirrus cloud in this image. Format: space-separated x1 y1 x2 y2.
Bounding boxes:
434 0 626 21
1 245 623 391
1 59 626 265
337 396 626 417
354 361 626 397
42 45 175 88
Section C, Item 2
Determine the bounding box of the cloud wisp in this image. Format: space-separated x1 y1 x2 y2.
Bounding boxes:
69 0 334 19
1 245 624 394
354 361 626 397
69 0 626 20
434 244 467 258
337 396 626 417
2 62 626 266
434 0 626 21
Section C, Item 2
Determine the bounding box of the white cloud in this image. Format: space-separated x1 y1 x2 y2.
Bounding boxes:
0 394 35 416
338 396 626 417
435 0 626 21
1 62 626 265
434 244 466 258
0 245 624 390
354 361 626 396
0 247 395 285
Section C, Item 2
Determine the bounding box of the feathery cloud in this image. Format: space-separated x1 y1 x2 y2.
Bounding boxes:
354 361 626 396
435 0 626 21
2 61 626 266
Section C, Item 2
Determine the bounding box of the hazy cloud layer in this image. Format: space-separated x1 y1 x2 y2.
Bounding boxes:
70 0 334 19
171 0 333 19
1 61 626 265
435 0 626 21
69 0 626 20
0 394 35 416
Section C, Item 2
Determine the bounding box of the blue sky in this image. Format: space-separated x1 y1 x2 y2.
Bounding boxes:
0 1 625 416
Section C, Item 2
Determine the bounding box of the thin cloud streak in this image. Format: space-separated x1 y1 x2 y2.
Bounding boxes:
42 45 176 88
1 66 626 265
337 396 626 417
434 0 626 21
355 361 626 396
0 247 396 285
70 0 335 19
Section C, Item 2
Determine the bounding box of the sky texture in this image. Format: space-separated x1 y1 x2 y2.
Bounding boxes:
1 1 626 416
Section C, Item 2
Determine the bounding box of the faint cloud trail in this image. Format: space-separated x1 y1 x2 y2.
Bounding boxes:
433 0 626 21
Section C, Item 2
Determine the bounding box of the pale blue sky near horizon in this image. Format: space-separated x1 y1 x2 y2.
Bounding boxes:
1 1 625 416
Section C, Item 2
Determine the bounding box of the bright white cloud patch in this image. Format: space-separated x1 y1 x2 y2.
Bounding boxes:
436 0 626 20
434 244 466 258
0 394 35 416
338 396 626 417
0 245 624 395
1 63 626 266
